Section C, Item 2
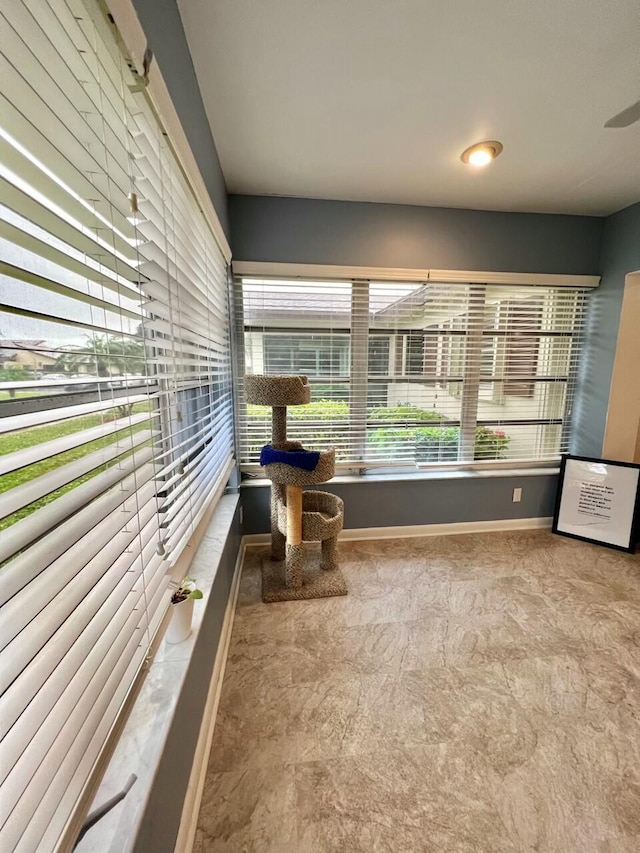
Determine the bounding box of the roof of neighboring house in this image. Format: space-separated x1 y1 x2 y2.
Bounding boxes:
0 340 59 360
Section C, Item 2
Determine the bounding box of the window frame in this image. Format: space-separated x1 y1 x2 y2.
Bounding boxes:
235 273 594 472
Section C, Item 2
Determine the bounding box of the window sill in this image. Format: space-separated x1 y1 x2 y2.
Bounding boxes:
241 465 560 487
75 493 240 853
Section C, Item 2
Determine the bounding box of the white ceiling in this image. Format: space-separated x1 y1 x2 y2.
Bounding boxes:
177 0 640 216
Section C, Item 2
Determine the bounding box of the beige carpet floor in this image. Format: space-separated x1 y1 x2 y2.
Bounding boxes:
195 530 640 853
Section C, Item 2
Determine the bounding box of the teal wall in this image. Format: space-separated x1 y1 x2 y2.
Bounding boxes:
241 474 559 535
572 202 640 458
229 194 603 273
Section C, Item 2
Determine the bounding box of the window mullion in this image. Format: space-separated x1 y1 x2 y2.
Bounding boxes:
459 285 487 460
559 290 583 454
349 280 370 465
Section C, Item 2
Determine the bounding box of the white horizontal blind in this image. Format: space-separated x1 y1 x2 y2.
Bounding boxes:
235 277 588 469
0 1 233 850
236 278 354 460
131 87 234 563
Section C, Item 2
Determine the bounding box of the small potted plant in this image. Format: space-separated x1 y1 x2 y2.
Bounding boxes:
166 577 203 644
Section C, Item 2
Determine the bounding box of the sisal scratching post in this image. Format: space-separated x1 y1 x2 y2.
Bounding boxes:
285 485 303 588
286 485 303 544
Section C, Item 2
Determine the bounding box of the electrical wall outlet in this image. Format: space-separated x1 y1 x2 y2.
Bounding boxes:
512 487 522 503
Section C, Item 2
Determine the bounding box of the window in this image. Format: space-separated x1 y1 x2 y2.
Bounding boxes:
237 279 352 457
501 298 544 397
0 3 233 849
235 278 588 469
368 335 390 375
264 333 350 376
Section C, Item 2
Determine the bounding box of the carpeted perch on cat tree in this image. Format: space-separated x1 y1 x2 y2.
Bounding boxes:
244 374 347 602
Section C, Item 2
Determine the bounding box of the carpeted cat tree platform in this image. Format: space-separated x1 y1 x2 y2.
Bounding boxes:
244 374 347 602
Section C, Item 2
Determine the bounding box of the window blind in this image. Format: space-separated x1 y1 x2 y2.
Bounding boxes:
235 277 588 470
0 2 233 850
236 278 354 461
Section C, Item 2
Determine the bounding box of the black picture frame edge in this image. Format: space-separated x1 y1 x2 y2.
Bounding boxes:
551 453 640 554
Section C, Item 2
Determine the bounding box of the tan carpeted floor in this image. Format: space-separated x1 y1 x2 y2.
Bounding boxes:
195 530 640 852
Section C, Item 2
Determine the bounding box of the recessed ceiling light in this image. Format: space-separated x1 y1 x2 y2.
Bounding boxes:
461 140 503 167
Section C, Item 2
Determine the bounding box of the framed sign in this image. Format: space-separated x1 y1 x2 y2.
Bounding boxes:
552 455 640 552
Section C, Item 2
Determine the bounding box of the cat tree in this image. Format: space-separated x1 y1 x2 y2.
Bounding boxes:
244 374 347 602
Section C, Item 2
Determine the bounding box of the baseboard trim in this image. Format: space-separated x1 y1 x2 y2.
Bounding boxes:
243 516 553 547
174 542 246 853
339 516 554 540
